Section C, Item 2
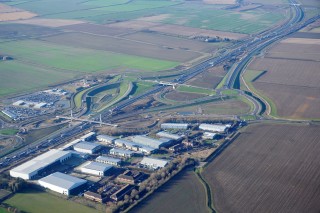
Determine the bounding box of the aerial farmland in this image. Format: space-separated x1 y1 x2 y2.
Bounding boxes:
0 0 319 213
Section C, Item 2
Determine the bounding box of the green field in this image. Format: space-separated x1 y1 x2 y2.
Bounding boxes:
4 189 101 213
159 5 286 34
0 129 18 135
0 208 8 213
0 40 178 97
130 81 155 96
8 0 179 23
176 85 216 95
0 61 74 97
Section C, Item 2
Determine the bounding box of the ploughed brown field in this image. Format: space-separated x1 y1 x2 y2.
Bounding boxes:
107 19 246 40
186 66 226 89
61 23 136 36
247 32 320 119
165 91 206 101
129 168 208 213
121 32 217 53
203 123 320 213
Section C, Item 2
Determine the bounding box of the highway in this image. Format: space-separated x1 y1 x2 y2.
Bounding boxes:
98 0 317 122
1 0 318 171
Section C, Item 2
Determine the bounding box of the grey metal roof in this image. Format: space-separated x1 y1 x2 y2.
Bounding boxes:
96 156 121 163
110 148 134 155
97 135 116 141
130 135 167 149
82 161 112 172
140 157 168 168
38 172 87 190
156 131 184 140
10 149 71 175
161 123 189 129
74 142 100 151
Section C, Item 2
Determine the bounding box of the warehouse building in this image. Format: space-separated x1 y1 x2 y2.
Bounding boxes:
2 110 18 120
38 172 87 196
130 135 172 149
73 142 101 154
12 100 25 106
96 156 121 166
97 135 116 144
10 149 72 180
156 131 184 141
138 146 155 155
114 139 140 151
109 148 134 158
80 132 96 141
199 124 231 133
161 123 189 130
34 102 47 109
140 157 168 170
80 161 112 176
202 132 217 140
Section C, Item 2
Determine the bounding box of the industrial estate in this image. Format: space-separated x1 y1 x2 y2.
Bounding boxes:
0 0 319 213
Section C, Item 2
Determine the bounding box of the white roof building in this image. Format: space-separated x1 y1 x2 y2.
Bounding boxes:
156 131 184 141
73 142 101 154
34 102 47 109
161 123 189 130
12 100 25 106
109 148 134 158
80 161 112 176
202 132 217 140
97 135 116 144
38 172 87 196
2 110 18 120
96 156 121 166
140 157 168 170
10 149 72 180
130 135 172 149
199 124 231 133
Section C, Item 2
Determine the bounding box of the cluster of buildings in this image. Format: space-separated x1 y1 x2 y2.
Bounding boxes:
9 131 170 200
8 122 232 201
1 88 69 121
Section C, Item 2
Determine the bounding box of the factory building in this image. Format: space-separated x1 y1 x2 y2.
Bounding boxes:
140 157 168 170
73 142 101 154
156 131 184 141
80 132 96 141
80 161 112 176
109 148 134 158
199 124 231 133
38 172 87 196
97 135 116 144
96 156 121 166
130 135 172 149
202 132 217 140
161 123 189 130
10 149 72 180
